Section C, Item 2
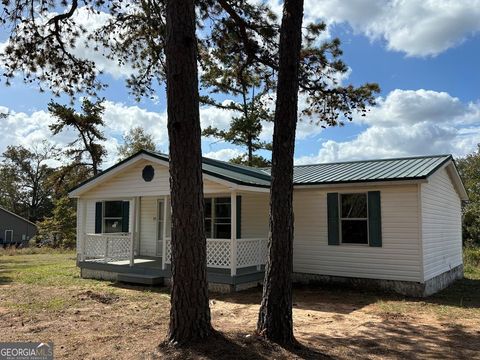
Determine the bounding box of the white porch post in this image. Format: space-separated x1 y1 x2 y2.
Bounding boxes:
129 198 136 267
77 199 87 262
230 190 237 276
135 196 141 256
161 195 168 270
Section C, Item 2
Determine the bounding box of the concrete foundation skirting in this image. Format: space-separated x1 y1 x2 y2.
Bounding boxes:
292 264 464 297
164 278 261 293
424 264 463 296
81 268 118 282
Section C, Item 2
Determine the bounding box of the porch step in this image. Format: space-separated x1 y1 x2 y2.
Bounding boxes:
117 273 164 286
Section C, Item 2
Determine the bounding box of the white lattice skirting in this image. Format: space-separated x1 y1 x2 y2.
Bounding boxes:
165 237 267 271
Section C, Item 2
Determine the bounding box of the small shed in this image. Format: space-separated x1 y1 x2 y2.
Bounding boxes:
0 206 37 246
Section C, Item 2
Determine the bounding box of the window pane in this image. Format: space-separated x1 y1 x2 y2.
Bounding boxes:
105 201 123 217
341 220 368 244
341 194 367 218
205 198 212 218
215 218 231 224
215 198 231 218
158 218 164 240
104 219 123 233
215 224 231 239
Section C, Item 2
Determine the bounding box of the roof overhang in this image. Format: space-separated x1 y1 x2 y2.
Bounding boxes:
444 160 469 201
68 151 268 198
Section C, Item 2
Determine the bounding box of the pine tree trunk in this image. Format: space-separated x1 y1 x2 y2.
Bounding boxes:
165 0 212 344
257 0 304 345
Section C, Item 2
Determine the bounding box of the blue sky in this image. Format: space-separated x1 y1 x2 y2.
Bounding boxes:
1 0 480 167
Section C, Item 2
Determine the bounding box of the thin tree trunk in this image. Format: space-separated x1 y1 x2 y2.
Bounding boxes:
257 0 304 345
165 0 212 344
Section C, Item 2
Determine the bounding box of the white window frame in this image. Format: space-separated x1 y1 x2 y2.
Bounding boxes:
339 192 369 246
5 230 13 243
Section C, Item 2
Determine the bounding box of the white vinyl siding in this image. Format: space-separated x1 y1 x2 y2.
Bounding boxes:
293 185 422 282
81 159 228 199
241 193 269 238
421 167 463 281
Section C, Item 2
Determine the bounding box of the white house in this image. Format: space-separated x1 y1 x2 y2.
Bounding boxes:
69 150 467 296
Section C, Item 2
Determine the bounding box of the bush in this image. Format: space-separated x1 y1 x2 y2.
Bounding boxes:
464 246 480 269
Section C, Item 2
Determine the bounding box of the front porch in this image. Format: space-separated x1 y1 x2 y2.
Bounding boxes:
78 232 267 286
72 153 272 290
76 190 269 290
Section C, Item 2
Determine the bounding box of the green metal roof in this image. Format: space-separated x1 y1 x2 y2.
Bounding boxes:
290 154 452 185
69 151 454 194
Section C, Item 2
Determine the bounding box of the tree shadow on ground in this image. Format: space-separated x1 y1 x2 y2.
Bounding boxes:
108 281 171 295
212 285 379 315
305 317 480 359
0 257 13 285
427 277 480 309
155 331 332 360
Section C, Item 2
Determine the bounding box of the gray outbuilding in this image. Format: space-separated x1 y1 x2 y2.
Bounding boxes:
0 206 37 246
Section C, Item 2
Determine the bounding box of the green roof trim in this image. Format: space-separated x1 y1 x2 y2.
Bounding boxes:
69 150 454 194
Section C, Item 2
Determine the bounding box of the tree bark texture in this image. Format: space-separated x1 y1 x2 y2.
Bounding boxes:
257 0 304 345
165 0 212 343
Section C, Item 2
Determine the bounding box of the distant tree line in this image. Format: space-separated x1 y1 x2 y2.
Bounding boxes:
457 145 480 247
0 100 157 248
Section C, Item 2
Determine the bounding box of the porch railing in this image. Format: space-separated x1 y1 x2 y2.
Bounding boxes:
164 237 267 275
82 233 133 264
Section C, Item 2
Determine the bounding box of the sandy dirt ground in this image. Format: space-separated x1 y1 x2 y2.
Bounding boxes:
1 282 479 360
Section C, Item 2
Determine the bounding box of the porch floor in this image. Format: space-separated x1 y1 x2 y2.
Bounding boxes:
79 256 265 287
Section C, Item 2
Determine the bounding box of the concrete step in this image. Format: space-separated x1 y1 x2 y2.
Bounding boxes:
117 273 164 286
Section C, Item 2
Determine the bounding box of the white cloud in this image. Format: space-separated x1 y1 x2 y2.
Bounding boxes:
0 101 169 168
296 89 480 164
298 0 480 57
0 99 258 167
203 148 243 162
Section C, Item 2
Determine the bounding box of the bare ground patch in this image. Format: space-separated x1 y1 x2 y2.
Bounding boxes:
1 252 480 359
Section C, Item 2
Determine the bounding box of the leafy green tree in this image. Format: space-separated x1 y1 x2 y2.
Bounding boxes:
117 127 157 160
0 163 22 212
48 99 107 176
200 2 378 168
457 146 480 246
0 0 378 345
230 154 271 167
36 196 77 248
0 141 58 221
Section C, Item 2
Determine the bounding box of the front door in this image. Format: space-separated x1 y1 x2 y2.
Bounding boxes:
5 230 13 243
157 200 164 256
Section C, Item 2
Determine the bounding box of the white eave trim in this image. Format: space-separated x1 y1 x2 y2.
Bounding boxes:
444 161 469 201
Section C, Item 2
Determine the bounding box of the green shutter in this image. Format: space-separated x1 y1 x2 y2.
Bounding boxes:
95 202 103 234
368 191 382 247
327 193 340 245
236 195 242 239
122 201 130 233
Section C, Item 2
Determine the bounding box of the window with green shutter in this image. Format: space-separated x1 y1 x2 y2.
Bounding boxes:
327 191 382 247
